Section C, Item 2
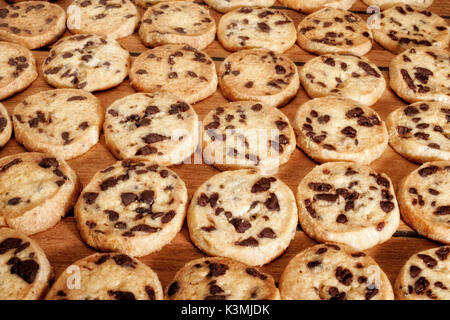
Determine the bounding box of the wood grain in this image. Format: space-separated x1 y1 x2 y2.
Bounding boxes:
0 0 448 297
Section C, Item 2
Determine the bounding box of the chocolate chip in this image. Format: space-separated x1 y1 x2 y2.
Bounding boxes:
121 193 138 206
335 267 353 285
83 192 98 204
168 281 180 296
418 165 438 177
251 177 276 193
10 259 39 284
257 22 270 32
264 193 280 211
235 237 259 247
258 227 277 239
410 265 422 278
435 247 449 261
108 290 135 300
207 263 228 277
113 254 136 268
336 214 348 223
230 218 251 233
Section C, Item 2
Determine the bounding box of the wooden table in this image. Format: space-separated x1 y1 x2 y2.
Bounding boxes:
0 0 449 296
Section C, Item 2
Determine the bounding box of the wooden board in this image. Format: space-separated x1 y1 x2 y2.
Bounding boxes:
0 0 449 296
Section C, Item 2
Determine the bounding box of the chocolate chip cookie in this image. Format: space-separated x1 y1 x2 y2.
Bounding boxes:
217 7 297 53
202 101 296 174
104 92 198 165
13 89 103 160
42 34 130 92
204 0 276 13
67 0 139 40
0 152 80 235
0 227 52 300
278 0 357 14
219 49 299 108
395 246 449 300
293 96 388 164
166 257 280 300
300 53 386 107
279 243 394 300
297 8 373 56
46 252 163 300
187 169 298 266
75 161 188 257
0 41 37 100
0 102 12 148
373 4 449 54
386 101 449 163
296 162 400 250
130 44 217 104
0 1 66 49
139 1 216 50
389 47 450 104
398 162 450 244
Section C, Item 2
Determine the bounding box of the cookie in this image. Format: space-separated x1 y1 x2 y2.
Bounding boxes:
104 92 198 165
67 0 139 40
187 169 298 266
0 227 52 300
279 243 394 300
218 49 300 108
202 102 296 173
300 53 386 107
386 101 450 163
362 0 434 10
395 246 449 300
204 0 276 13
132 0 192 9
165 257 280 300
397 162 450 244
389 47 450 104
75 161 188 257
0 1 66 49
12 89 103 160
130 44 217 104
217 7 297 53
139 1 216 50
46 252 163 300
42 34 130 92
297 8 373 56
373 5 449 54
0 41 37 100
296 162 400 250
293 96 388 164
0 103 12 148
0 152 80 235
278 0 356 14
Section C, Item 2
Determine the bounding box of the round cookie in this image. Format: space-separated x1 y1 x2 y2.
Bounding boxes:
42 34 130 92
362 0 434 10
187 169 298 266
397 162 450 244
389 47 450 104
204 0 276 13
0 103 12 148
104 92 198 165
0 1 66 49
386 101 450 163
139 1 216 50
0 227 52 300
0 41 37 100
132 0 192 9
67 0 139 40
300 53 386 107
293 96 388 164
217 7 297 53
395 246 449 300
0 152 80 235
46 252 163 300
297 8 373 56
219 49 299 109
130 44 217 104
202 102 296 174
373 5 449 55
278 0 357 14
75 161 188 257
12 89 103 160
166 257 280 300
279 243 394 300
296 162 400 250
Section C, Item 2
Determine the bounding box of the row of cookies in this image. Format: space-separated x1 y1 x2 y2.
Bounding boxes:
1 0 448 56
0 150 447 263
2 226 448 300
